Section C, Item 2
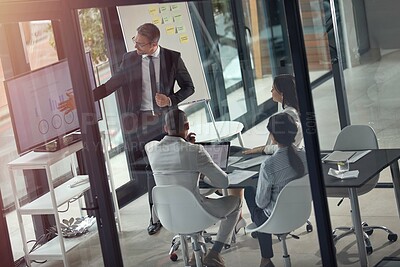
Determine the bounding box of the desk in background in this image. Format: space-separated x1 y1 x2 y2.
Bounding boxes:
322 149 400 266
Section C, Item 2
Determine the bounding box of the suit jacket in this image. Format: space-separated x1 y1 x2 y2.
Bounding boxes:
93 47 195 115
145 136 237 218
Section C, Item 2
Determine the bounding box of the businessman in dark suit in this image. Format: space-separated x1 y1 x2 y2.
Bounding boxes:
59 23 194 235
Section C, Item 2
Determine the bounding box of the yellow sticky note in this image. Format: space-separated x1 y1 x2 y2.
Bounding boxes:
166 26 175 35
152 17 161 25
171 4 181 11
163 16 172 24
160 5 168 13
173 14 183 23
180 34 189 44
176 25 186 34
148 6 158 15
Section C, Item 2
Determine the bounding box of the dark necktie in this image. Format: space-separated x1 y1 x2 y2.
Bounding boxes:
148 56 158 112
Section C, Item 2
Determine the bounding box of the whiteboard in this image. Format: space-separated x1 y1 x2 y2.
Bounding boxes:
117 3 210 105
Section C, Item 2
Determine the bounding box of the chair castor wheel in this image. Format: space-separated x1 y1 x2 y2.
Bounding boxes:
306 223 313 232
204 236 213 243
251 231 258 239
170 252 178 261
365 229 373 236
366 246 373 255
388 233 398 242
363 223 373 236
224 244 231 249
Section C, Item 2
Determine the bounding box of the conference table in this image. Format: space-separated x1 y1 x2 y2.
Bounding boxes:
220 147 400 267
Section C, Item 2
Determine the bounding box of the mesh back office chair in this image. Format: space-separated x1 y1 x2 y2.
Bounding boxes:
153 185 222 267
245 175 312 267
326 125 397 254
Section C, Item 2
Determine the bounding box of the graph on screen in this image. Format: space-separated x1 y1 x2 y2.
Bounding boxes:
5 52 101 154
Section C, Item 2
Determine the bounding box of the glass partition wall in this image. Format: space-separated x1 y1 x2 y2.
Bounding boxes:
2 0 400 266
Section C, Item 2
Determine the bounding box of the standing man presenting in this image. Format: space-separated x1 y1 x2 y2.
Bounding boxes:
59 23 195 235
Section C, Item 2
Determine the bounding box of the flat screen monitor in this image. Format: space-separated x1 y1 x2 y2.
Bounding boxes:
5 52 102 155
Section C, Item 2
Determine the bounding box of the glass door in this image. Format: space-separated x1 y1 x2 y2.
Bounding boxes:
242 0 292 106
212 0 248 120
210 0 293 124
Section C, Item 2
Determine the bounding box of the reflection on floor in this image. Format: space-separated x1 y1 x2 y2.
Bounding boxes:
11 50 400 266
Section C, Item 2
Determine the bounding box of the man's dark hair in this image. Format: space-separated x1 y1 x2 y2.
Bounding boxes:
164 109 188 135
137 23 160 43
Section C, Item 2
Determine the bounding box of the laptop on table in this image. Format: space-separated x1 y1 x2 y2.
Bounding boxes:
197 141 231 171
198 141 257 185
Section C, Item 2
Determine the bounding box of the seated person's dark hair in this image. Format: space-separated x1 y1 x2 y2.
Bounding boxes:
164 108 187 135
267 113 305 176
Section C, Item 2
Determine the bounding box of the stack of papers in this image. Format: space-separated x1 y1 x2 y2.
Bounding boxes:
328 168 359 179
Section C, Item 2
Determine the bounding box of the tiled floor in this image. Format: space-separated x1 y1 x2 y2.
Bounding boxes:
25 185 400 267
9 49 400 266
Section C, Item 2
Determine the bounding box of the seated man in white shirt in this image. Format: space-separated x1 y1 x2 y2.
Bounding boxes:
145 109 242 267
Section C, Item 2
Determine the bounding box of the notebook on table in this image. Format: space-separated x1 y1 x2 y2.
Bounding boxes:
321 151 356 163
321 150 371 163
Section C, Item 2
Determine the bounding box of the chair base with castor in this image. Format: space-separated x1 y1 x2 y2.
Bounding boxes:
167 233 209 266
246 224 302 267
168 230 234 263
332 221 398 255
306 219 313 232
168 231 215 263
276 233 301 267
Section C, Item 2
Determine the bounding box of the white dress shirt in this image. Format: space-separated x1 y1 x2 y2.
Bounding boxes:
140 46 160 111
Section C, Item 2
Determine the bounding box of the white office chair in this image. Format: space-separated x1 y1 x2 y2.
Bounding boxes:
152 185 221 267
326 125 397 254
245 175 312 267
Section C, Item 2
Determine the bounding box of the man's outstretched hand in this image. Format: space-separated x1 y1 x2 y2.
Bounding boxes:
58 91 76 114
